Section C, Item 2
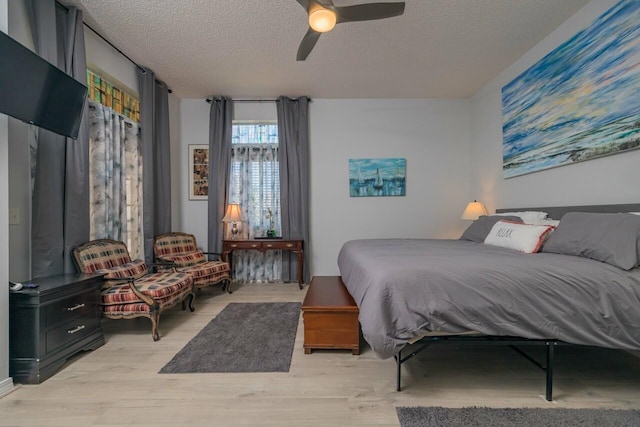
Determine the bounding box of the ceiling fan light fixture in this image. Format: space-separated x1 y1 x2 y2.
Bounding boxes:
309 8 337 32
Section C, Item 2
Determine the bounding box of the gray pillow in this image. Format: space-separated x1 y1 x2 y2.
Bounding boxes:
460 215 523 243
541 212 640 270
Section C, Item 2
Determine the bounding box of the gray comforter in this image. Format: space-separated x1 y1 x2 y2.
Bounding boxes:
337 239 640 359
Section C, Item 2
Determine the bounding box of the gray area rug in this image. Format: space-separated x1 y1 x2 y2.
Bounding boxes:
396 406 640 427
159 302 300 373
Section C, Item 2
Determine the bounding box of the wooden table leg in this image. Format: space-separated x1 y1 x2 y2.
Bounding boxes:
295 249 303 289
221 251 233 282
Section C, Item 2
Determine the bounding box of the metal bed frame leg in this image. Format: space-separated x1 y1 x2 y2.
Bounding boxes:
546 341 554 401
396 350 402 391
394 337 558 400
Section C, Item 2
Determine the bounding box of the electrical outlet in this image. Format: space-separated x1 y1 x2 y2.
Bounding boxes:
9 208 20 225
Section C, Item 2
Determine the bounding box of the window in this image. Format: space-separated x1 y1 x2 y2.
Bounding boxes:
229 122 280 238
86 69 140 122
228 121 281 282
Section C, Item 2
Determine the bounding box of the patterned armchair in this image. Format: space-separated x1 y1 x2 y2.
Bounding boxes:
154 232 232 293
72 239 195 341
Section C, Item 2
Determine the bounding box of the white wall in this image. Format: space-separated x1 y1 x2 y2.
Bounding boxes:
85 27 138 96
169 94 182 231
469 0 640 213
176 99 209 247
7 0 32 281
310 99 470 274
1 0 15 396
175 99 471 276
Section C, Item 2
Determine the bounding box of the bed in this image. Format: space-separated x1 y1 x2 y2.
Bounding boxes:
337 203 640 400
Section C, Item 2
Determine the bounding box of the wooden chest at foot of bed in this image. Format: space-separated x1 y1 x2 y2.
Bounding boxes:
302 276 360 355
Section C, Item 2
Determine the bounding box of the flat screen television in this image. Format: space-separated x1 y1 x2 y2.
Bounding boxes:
0 31 87 139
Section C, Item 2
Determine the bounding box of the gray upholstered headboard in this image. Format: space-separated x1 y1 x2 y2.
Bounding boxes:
496 203 640 220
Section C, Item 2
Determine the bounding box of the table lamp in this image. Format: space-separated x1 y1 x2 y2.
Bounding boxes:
222 204 243 239
461 200 488 220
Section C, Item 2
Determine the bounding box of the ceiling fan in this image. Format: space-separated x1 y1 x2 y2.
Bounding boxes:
295 0 406 61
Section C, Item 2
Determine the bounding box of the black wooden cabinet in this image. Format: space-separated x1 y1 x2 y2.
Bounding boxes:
9 273 105 384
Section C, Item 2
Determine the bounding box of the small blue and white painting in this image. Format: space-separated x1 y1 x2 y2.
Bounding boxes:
349 158 406 197
502 0 640 178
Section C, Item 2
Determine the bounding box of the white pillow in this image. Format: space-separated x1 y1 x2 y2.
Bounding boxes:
495 211 548 224
484 221 554 253
536 219 560 227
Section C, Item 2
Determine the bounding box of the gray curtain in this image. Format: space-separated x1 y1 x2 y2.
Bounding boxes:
276 96 310 283
137 67 172 264
207 97 233 254
27 1 90 276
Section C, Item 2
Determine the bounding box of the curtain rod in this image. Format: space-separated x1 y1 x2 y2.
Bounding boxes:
205 97 311 103
83 22 146 74
83 22 173 93
56 1 145 75
206 98 276 104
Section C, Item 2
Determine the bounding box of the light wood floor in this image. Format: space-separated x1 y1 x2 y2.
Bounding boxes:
2 282 640 426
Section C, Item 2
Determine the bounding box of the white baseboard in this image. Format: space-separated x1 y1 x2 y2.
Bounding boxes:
0 377 15 398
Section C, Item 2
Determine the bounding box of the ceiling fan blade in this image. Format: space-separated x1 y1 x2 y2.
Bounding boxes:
335 2 405 23
297 28 322 61
297 0 334 12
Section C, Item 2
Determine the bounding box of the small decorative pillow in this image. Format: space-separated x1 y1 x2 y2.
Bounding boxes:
460 215 523 243
495 211 548 224
484 221 554 253
542 212 640 270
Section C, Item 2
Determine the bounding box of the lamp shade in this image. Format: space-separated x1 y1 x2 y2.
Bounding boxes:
309 7 337 32
222 204 243 223
461 200 488 220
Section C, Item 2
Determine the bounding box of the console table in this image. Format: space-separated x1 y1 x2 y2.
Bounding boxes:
9 273 105 384
221 239 304 288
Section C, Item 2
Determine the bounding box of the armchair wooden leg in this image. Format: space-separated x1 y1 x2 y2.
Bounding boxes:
187 292 196 312
226 279 233 294
150 310 161 342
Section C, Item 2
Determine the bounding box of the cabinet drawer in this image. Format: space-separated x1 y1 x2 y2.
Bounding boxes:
226 241 262 250
46 314 100 354
263 241 299 250
46 292 96 326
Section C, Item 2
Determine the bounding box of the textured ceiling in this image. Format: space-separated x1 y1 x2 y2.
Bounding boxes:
65 0 590 99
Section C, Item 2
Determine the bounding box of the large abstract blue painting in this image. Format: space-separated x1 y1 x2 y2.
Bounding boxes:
502 0 640 178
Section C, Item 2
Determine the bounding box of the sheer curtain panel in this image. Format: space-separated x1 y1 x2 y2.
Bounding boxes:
229 141 282 282
88 101 143 260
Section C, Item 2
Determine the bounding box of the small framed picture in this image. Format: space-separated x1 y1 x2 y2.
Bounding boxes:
189 144 209 200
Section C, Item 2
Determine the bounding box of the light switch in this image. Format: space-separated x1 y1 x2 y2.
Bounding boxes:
9 208 20 225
